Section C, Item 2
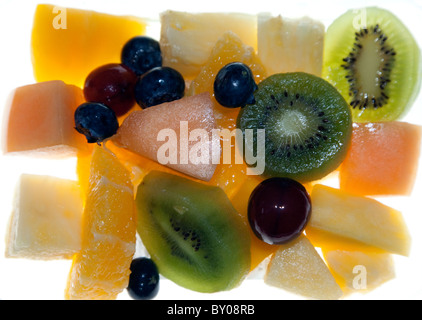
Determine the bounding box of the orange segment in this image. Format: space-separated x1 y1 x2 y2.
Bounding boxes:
66 145 136 300
31 4 147 87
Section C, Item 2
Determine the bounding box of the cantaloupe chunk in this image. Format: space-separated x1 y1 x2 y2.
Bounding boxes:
257 14 325 76
339 122 422 196
308 184 411 256
264 235 343 300
111 93 220 181
5 174 83 259
2 80 89 156
31 4 147 87
160 10 257 79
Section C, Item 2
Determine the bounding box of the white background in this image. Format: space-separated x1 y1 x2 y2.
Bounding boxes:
0 0 422 300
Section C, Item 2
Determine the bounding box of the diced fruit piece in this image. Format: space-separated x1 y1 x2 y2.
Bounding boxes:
229 174 278 271
127 257 160 300
339 122 422 196
214 62 257 108
160 11 257 79
187 31 267 131
322 7 421 122
308 184 411 256
248 177 311 245
258 14 325 76
135 171 251 293
5 174 83 260
31 4 147 87
83 64 137 117
134 66 185 109
322 247 395 294
74 102 119 144
112 93 220 181
121 36 162 76
264 235 343 300
2 80 89 156
65 145 136 300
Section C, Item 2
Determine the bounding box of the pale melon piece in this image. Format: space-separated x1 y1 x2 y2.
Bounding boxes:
2 80 89 157
111 93 220 181
160 10 257 78
258 13 325 76
308 184 411 256
5 174 83 259
265 235 343 300
322 248 395 295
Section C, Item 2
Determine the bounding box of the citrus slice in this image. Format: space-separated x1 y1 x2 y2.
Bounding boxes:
66 145 136 300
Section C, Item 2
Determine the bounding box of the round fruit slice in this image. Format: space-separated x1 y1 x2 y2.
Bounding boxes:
135 170 251 293
322 7 421 122
237 72 352 182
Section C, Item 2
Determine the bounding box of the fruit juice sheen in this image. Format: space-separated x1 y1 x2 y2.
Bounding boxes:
0 0 422 300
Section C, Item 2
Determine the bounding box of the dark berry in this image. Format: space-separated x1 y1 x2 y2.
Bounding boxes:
127 257 160 300
74 102 119 144
121 36 162 76
83 63 137 117
134 66 185 109
248 177 311 245
213 62 257 108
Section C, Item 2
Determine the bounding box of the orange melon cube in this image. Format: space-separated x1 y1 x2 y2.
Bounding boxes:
2 80 89 156
31 4 147 87
339 122 422 196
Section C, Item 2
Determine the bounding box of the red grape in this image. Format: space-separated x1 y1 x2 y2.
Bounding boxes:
248 177 311 245
84 63 137 117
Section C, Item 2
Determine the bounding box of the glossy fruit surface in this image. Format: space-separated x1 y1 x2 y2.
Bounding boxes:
74 102 119 143
83 63 137 117
127 257 160 300
134 66 185 109
121 36 162 76
248 177 311 245
214 62 257 108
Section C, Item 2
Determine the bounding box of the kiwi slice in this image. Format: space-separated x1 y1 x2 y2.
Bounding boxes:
237 72 352 182
135 170 250 293
322 7 421 122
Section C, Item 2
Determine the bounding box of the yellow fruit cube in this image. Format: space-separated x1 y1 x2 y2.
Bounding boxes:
5 174 83 259
264 235 343 300
31 4 147 87
308 184 411 256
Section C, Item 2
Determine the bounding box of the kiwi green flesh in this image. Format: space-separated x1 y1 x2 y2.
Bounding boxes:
237 72 352 182
322 7 421 122
135 170 250 293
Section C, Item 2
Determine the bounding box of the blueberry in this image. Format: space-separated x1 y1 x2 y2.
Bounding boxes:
134 66 185 109
213 62 257 108
74 102 119 144
127 257 160 300
121 36 162 76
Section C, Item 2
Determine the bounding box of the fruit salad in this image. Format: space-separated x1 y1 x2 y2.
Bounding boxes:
1 1 422 301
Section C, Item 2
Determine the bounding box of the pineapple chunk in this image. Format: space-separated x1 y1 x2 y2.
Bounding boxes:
257 13 325 76
265 235 343 300
5 174 83 259
308 184 411 256
160 10 257 79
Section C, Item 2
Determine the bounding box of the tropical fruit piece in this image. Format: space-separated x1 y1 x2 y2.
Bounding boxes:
339 121 422 196
2 80 89 156
66 146 136 300
160 10 257 79
187 31 267 130
322 7 421 122
5 174 83 260
264 234 343 300
31 4 147 87
308 184 411 256
135 171 251 293
112 93 220 181
258 13 325 76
